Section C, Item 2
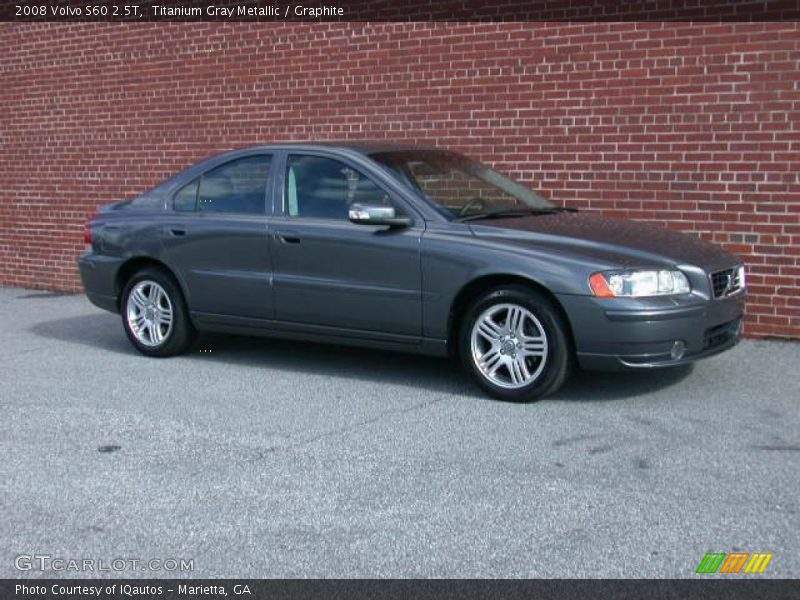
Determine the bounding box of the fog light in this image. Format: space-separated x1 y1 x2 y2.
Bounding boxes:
671 340 686 360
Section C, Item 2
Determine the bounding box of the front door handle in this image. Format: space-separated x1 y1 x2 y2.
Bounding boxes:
167 227 187 237
275 231 300 244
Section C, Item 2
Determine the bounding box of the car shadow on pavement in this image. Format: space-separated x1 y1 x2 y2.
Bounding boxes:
31 313 693 402
29 313 471 396
552 363 693 402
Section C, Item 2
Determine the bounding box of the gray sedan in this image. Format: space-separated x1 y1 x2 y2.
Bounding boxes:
78 143 745 401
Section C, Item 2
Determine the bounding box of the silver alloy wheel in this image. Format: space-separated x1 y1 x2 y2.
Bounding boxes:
470 303 549 389
126 280 174 347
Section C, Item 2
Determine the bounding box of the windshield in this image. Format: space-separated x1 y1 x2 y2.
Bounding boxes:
370 150 553 220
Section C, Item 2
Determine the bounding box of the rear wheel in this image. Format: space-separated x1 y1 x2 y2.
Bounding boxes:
459 286 572 402
121 267 195 357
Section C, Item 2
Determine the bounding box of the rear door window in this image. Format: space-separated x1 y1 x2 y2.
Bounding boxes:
173 179 198 212
195 155 272 214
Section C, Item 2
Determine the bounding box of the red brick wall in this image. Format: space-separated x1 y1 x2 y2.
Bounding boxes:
1 21 798 338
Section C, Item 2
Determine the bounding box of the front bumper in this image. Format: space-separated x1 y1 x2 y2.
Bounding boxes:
556 291 745 371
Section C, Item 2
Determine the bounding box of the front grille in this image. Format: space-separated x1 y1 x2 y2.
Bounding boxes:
703 319 741 350
710 267 744 298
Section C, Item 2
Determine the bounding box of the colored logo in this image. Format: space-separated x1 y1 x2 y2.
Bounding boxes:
696 552 773 574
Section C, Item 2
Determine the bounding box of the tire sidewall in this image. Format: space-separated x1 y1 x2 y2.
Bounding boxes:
459 286 571 402
121 268 193 357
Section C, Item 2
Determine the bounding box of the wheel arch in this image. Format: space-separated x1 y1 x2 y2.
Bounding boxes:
114 256 188 310
447 273 576 356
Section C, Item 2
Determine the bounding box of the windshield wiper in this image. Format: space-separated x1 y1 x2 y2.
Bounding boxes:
457 207 576 222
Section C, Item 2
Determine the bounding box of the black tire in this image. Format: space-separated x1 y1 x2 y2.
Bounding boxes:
120 266 196 357
458 285 572 402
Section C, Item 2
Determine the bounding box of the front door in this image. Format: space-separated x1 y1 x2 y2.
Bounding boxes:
270 153 423 338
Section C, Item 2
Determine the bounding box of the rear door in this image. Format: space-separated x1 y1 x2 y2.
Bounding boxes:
160 153 274 320
270 152 423 338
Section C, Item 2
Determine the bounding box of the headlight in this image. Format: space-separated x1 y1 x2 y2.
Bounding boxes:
589 269 691 297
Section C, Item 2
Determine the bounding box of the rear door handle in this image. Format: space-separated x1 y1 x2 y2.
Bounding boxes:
168 228 187 237
275 231 300 244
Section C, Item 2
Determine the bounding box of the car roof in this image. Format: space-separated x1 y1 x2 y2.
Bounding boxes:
231 141 444 156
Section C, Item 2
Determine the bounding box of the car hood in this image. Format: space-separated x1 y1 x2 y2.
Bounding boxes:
469 212 739 272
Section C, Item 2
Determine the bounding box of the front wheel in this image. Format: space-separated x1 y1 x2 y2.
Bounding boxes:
121 267 195 357
459 286 572 402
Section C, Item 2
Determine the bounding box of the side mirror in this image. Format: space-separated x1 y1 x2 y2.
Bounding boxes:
348 203 411 228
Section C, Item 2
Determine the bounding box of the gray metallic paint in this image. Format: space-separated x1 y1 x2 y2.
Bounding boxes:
78 143 745 368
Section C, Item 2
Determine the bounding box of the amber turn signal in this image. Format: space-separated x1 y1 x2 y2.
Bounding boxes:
589 273 615 297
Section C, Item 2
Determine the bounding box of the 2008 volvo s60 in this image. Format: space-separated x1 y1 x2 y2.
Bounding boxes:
79 143 745 401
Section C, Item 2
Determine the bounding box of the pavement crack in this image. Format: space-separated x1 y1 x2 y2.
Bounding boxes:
265 395 448 456
752 444 800 452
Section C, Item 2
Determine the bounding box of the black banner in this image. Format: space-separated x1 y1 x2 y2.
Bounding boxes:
2 0 800 22
2 579 800 600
